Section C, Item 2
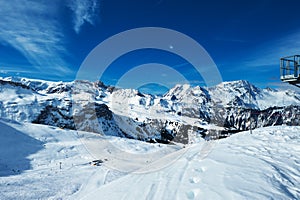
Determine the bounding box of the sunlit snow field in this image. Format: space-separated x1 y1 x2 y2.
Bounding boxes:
0 119 299 199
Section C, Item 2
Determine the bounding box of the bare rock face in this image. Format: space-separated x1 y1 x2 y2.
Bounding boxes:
32 104 75 129
218 105 300 131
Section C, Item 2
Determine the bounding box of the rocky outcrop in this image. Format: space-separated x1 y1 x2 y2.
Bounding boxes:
219 105 300 131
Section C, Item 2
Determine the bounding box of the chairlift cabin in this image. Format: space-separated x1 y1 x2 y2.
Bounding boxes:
280 55 300 87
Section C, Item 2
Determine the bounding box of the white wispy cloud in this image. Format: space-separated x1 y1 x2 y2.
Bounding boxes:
68 0 100 34
243 31 300 68
0 0 72 76
0 63 44 75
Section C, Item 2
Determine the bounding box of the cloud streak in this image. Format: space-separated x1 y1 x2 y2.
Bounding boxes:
0 0 72 77
68 0 100 34
242 31 300 68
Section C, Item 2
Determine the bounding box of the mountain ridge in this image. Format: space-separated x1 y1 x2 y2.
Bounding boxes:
1 76 299 142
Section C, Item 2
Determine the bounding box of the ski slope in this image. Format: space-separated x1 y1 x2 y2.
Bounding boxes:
0 119 299 199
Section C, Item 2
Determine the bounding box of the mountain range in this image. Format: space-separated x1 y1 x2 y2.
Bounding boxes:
0 76 299 143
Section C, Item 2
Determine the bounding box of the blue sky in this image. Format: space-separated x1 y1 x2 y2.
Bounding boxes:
1 0 300 92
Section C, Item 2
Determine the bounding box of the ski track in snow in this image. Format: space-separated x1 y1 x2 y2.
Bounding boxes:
0 120 300 199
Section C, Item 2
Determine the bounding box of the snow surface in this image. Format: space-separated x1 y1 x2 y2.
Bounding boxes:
0 119 299 199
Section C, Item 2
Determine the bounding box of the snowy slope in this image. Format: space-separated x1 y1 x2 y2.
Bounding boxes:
0 119 97 199
0 119 299 199
80 125 300 200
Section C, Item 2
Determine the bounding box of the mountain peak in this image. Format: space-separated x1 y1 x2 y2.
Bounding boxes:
217 80 253 88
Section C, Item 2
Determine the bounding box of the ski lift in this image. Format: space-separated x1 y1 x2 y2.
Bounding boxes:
280 55 300 88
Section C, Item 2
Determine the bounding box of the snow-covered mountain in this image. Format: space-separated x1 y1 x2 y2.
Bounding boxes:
0 77 299 142
1 77 300 199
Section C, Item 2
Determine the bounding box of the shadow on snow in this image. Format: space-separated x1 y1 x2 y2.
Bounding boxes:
0 121 44 177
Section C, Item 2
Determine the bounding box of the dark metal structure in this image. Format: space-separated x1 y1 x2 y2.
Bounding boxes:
280 55 300 88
